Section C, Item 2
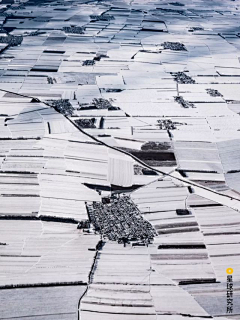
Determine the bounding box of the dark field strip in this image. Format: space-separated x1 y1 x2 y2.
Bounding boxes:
0 281 87 290
0 215 79 224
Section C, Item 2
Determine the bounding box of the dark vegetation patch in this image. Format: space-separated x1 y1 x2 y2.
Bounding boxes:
206 88 223 97
75 118 96 129
48 99 74 116
171 71 196 84
82 59 95 66
93 98 112 109
78 98 119 111
47 76 55 84
162 41 187 51
157 8 185 15
28 31 45 36
0 34 23 46
105 88 123 93
0 12 13 18
141 141 172 151
157 119 177 130
157 119 187 129
62 26 84 34
90 14 115 21
175 96 195 108
170 2 184 6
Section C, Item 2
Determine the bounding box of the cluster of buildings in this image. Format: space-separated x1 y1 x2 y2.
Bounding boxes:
87 195 156 243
